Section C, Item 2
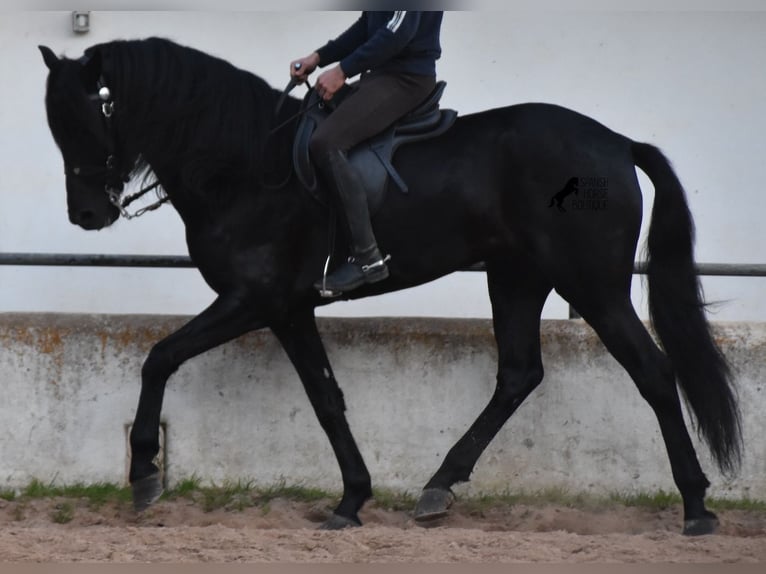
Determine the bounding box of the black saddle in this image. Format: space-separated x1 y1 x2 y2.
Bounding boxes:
293 81 457 212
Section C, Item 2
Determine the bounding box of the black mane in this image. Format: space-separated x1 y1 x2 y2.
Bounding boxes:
89 37 297 199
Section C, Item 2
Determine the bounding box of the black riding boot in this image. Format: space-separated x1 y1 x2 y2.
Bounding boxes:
314 150 389 296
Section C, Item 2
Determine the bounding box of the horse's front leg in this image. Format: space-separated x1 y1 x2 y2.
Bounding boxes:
271 310 372 529
130 294 264 511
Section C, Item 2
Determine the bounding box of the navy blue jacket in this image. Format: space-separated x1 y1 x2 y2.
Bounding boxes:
315 11 443 78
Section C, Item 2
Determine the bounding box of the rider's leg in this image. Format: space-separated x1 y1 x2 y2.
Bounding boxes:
310 71 435 295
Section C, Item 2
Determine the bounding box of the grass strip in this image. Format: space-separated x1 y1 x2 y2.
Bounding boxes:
2 478 763 513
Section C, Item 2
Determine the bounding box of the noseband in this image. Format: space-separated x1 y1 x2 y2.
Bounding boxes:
68 78 168 220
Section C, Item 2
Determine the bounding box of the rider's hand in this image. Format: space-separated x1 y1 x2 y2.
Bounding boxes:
290 52 320 83
315 65 347 101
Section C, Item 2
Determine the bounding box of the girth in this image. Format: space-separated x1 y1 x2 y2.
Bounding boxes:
293 81 457 213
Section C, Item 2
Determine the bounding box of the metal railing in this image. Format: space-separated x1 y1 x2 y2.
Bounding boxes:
1 253 763 319
1 253 765 277
0 253 194 268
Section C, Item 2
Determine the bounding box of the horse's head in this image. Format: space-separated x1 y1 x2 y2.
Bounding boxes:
40 45 122 230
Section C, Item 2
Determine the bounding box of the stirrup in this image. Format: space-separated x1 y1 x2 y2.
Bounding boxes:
318 253 337 298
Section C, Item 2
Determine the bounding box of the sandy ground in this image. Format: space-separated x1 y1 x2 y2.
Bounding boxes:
0 496 764 563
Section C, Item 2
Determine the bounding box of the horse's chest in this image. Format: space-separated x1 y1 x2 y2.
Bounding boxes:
186 229 282 295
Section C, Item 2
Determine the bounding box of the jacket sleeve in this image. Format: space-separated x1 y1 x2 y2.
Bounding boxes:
338 11 422 78
315 13 368 68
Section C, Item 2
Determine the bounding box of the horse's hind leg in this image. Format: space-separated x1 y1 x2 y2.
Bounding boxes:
414 256 552 521
570 294 717 535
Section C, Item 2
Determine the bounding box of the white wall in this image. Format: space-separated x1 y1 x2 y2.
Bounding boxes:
1 314 764 499
1 8 764 320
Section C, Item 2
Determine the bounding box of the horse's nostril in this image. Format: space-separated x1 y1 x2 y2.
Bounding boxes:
69 209 102 230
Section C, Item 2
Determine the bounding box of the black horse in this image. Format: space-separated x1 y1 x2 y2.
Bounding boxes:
39 37 741 535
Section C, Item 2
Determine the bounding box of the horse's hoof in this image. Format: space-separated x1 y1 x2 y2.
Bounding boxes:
131 472 164 512
683 512 719 536
319 513 361 530
413 488 455 522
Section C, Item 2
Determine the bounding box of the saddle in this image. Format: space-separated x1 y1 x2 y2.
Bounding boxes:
293 81 457 212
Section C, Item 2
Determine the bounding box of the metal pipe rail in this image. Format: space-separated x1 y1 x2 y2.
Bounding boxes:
2 253 762 320
0 253 194 268
0 253 765 277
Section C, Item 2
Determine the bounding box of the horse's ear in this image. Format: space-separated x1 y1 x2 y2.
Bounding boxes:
39 45 61 71
78 48 102 91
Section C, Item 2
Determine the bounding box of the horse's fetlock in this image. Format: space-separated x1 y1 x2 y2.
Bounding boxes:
344 472 372 498
129 460 160 483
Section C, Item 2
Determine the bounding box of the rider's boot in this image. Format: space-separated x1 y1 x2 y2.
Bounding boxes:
314 149 389 296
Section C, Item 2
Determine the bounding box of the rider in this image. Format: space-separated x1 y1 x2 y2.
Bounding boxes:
290 11 444 296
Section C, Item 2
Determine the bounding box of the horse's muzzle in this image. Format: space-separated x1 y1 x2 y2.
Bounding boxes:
69 207 118 230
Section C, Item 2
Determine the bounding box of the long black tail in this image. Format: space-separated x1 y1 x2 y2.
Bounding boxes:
632 141 742 475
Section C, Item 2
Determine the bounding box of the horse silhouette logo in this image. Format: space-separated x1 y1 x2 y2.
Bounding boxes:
548 176 579 212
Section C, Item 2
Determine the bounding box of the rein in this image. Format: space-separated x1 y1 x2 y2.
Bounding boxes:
260 76 321 190
264 74 342 294
271 76 313 134
270 75 343 295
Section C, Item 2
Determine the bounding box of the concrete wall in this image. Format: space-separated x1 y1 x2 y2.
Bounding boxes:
1 313 763 500
1 9 765 321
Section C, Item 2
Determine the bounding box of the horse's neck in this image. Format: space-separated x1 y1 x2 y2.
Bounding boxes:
151 162 313 233
120 81 305 226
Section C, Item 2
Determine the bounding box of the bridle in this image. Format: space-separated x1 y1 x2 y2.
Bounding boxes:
67 78 169 220
70 71 316 218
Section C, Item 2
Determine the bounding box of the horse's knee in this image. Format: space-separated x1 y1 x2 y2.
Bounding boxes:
142 343 180 382
494 365 544 405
